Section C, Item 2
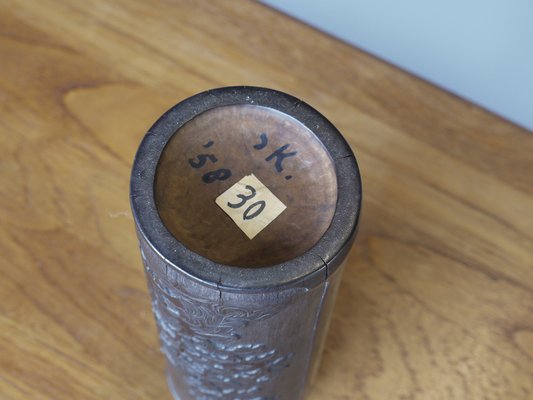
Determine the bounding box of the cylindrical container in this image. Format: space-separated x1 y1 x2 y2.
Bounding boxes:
130 87 362 400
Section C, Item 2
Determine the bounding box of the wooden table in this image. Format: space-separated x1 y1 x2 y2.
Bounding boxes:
1 1 532 399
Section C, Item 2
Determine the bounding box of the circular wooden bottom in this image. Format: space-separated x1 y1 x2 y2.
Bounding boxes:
155 104 337 267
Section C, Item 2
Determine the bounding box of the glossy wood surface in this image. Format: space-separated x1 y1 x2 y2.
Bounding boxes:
0 1 532 399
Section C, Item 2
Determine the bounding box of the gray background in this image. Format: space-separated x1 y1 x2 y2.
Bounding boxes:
262 0 533 131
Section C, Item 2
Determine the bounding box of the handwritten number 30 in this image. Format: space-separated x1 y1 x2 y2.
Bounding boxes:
227 185 266 220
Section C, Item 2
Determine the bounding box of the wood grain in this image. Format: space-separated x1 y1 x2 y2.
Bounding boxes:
0 1 532 399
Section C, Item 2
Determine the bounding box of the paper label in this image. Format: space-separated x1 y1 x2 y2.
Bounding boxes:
215 174 287 239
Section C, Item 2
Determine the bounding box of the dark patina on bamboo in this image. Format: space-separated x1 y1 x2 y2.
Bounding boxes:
130 87 362 400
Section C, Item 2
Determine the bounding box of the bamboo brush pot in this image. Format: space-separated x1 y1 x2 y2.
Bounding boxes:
130 86 362 400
